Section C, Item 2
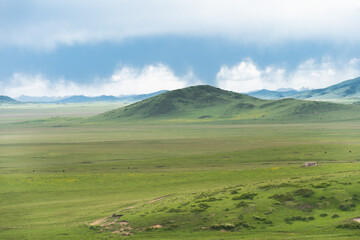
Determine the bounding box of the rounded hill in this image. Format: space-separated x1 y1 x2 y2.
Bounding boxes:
94 85 360 122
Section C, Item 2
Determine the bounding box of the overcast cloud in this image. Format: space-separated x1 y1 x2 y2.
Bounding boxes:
2 59 360 97
216 58 360 92
1 0 360 49
2 64 200 97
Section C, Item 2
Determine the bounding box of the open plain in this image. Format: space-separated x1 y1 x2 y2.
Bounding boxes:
1 101 360 239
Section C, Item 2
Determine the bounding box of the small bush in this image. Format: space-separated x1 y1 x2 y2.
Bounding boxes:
271 193 293 202
253 216 273 224
320 213 328 217
352 194 360 201
312 182 331 188
235 201 249 208
285 216 311 223
230 190 239 195
198 203 210 209
293 188 315 198
191 208 205 213
210 223 235 231
331 214 340 218
196 197 222 203
337 222 360 229
89 226 101 231
235 221 255 229
339 203 356 211
253 216 267 221
264 220 273 224
167 208 185 213
233 193 257 200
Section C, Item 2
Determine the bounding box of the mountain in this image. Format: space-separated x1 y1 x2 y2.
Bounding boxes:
0 95 19 104
94 85 360 122
16 96 63 103
293 77 360 101
54 91 167 103
247 89 301 100
55 95 119 103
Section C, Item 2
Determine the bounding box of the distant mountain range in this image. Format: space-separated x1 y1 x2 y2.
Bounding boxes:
5 76 360 105
14 90 167 103
0 95 18 104
247 89 301 100
248 77 360 102
94 85 360 122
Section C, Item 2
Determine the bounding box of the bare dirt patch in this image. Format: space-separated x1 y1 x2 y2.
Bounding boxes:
89 194 173 236
90 218 107 226
150 224 162 229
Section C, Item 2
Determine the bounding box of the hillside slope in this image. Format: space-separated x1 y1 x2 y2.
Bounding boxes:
0 95 18 104
94 85 360 122
248 89 301 100
293 77 360 101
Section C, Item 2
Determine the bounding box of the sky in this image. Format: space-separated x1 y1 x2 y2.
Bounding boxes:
1 0 360 97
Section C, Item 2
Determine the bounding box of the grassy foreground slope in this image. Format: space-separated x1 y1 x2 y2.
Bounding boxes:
1 117 360 239
94 85 360 122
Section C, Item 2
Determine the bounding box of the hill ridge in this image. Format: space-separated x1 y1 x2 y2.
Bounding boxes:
94 85 360 122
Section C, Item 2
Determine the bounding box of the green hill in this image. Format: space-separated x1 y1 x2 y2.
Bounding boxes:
293 77 360 101
94 85 360 122
0 95 18 104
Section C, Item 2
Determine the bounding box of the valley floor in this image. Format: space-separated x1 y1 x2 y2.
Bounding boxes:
1 106 360 239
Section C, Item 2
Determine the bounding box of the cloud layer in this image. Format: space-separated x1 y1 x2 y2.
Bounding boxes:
2 0 360 49
216 58 360 92
2 64 199 97
2 59 360 97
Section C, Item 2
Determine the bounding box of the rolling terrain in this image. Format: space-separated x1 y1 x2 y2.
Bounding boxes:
248 89 302 100
0 95 18 104
95 85 360 122
1 86 360 239
293 77 360 101
248 77 360 103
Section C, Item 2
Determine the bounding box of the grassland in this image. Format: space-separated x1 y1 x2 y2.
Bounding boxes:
1 102 360 239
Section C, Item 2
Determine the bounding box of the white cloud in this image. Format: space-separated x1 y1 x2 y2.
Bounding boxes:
216 58 360 92
1 0 360 49
2 64 200 97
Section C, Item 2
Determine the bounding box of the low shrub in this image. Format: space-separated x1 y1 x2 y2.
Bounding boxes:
312 182 331 188
331 214 340 218
230 190 239 195
198 203 210 209
233 193 257 200
235 221 255 229
190 208 205 213
337 222 360 229
235 201 249 208
271 193 293 202
320 213 328 217
285 216 314 223
253 216 266 221
210 223 235 231
339 203 356 211
167 208 185 213
293 188 315 198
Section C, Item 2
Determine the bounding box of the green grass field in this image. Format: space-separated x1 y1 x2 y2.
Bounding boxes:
1 102 360 239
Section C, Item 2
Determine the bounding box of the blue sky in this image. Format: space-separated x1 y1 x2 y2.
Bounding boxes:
1 0 360 97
